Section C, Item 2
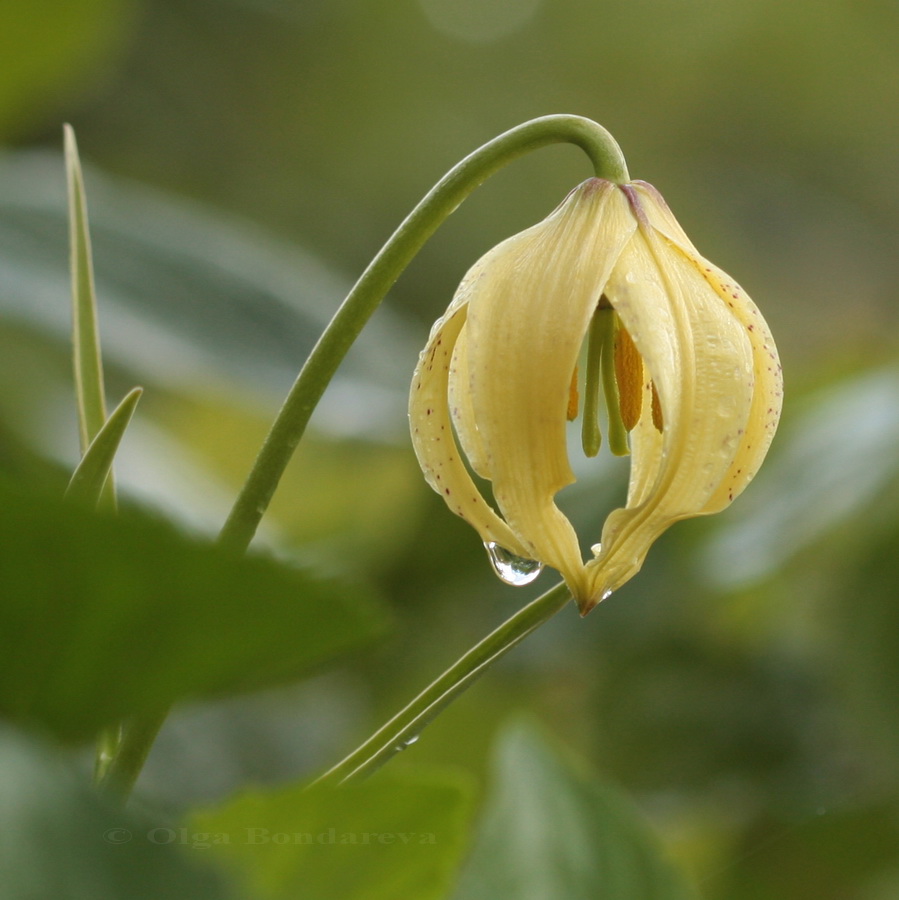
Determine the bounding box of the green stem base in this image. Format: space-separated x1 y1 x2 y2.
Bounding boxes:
97 709 170 798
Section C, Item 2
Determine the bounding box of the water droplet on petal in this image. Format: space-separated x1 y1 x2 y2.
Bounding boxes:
601 589 613 601
484 542 544 586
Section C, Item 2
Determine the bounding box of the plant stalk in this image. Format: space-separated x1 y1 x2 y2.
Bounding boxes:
311 581 572 787
218 115 628 553
103 116 626 799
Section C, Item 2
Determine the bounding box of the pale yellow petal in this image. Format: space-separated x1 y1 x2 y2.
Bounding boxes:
447 321 491 479
617 376 665 511
628 181 699 255
463 179 637 600
409 300 530 558
692 258 783 512
586 218 756 607
628 183 782 511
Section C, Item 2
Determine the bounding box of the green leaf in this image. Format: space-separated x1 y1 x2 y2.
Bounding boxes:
66 386 142 507
702 367 899 588
453 719 697 900
829 517 899 769
189 769 475 900
65 124 108 455
0 724 231 900
0 483 389 744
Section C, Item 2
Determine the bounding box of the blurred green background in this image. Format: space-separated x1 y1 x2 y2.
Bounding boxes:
2 0 899 897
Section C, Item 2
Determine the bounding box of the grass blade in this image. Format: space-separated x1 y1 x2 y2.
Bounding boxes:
64 124 108 453
65 387 142 507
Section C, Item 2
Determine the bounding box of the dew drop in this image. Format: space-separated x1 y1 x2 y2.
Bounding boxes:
601 589 613 602
394 734 420 752
484 542 544 586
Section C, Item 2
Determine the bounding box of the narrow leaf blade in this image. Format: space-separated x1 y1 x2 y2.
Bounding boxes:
66 386 142 507
65 123 108 452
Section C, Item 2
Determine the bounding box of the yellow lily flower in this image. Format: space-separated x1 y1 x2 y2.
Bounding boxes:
410 177 782 614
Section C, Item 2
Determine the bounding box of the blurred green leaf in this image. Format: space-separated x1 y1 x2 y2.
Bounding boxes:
829 516 899 770
0 724 230 900
713 802 899 900
190 769 475 900
702 368 899 588
0 483 389 744
0 150 416 440
453 719 697 900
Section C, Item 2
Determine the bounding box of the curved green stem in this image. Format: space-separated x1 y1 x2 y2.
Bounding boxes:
103 117 625 800
312 581 572 787
219 115 628 553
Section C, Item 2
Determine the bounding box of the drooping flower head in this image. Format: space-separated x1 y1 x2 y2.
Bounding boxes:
410 177 782 614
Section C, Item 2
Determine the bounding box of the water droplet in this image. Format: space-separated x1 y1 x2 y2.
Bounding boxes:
625 272 637 284
394 734 419 752
484 542 544 586
601 589 613 602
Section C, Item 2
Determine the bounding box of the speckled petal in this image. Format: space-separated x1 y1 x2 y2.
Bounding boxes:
409 296 530 558
585 204 757 609
693 258 783 512
447 321 491 479
630 181 783 511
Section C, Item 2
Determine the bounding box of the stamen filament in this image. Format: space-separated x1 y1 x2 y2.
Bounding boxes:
599 310 630 456
581 306 605 457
